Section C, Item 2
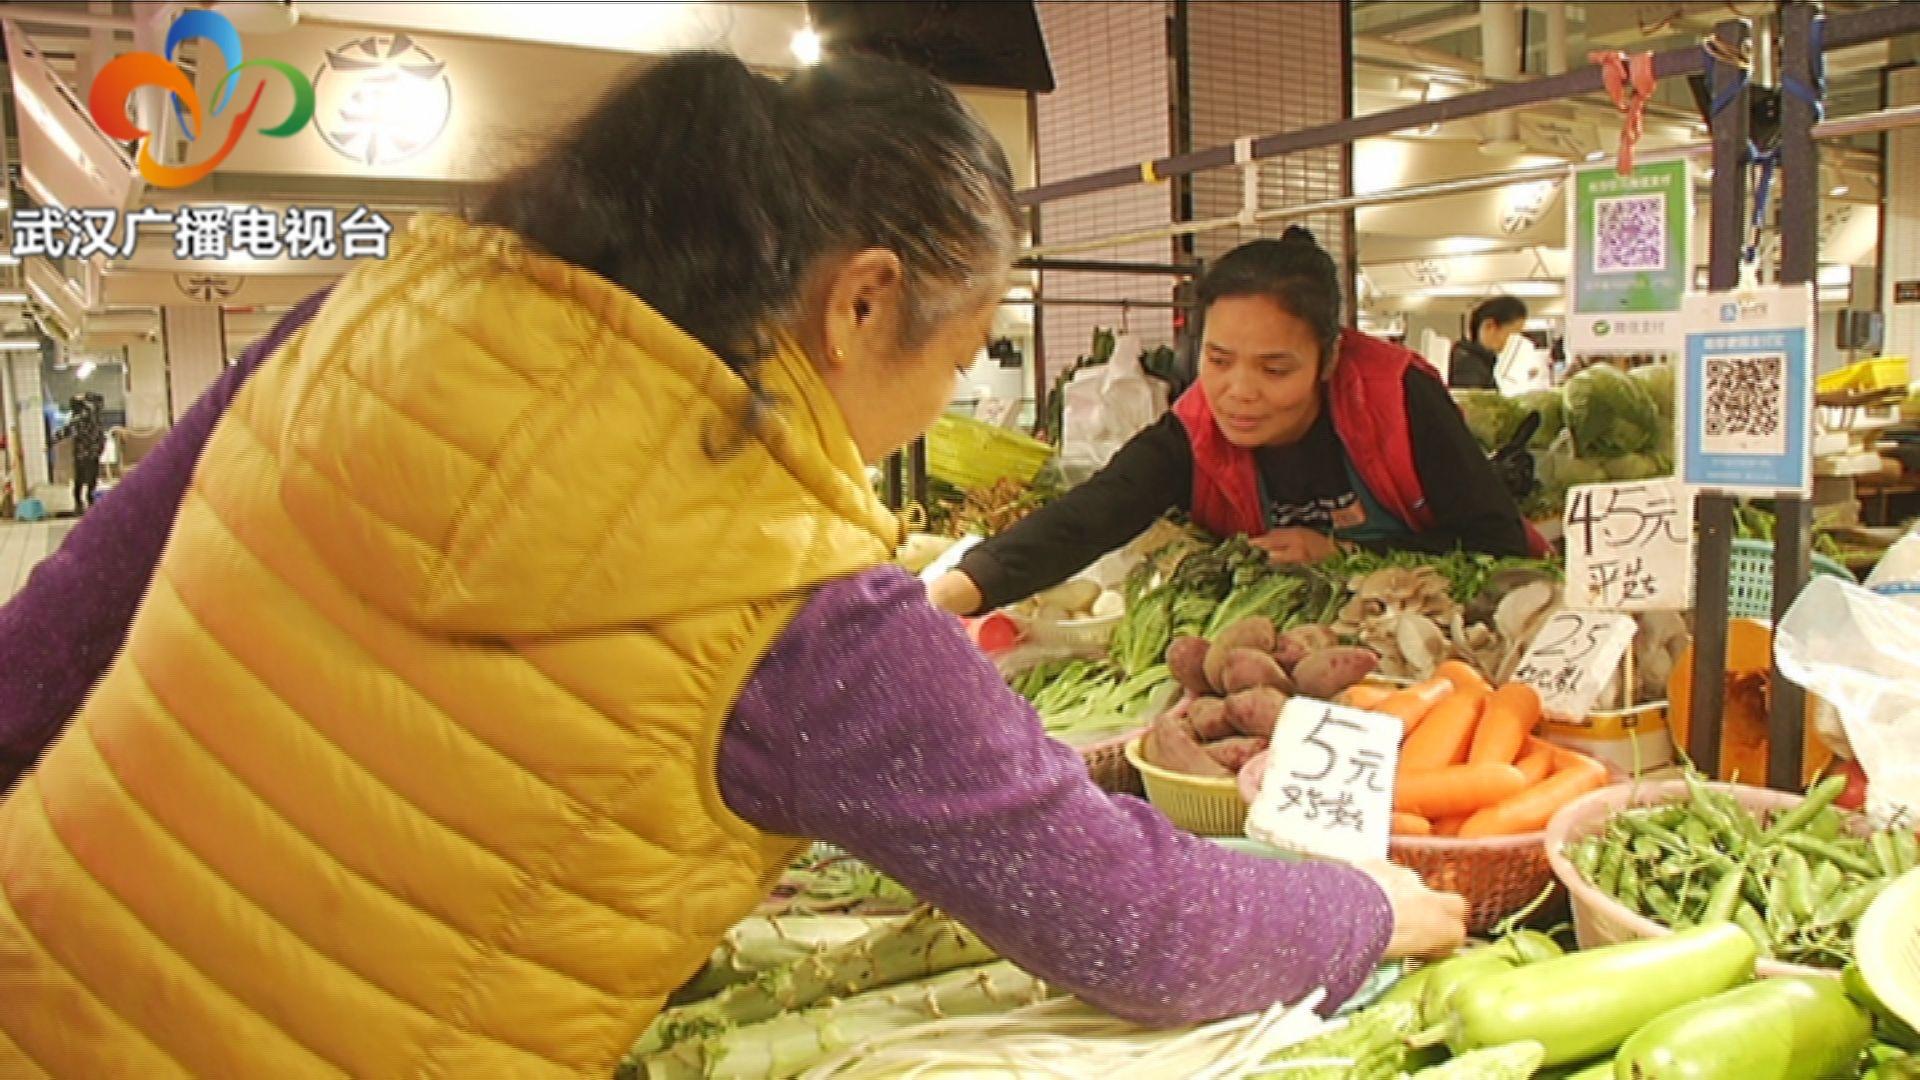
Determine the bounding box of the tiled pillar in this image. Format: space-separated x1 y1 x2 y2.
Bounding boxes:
1883 68 1920 359
1034 1 1176 386
161 305 227 424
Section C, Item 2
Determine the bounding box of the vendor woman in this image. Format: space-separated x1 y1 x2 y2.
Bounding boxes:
931 228 1543 618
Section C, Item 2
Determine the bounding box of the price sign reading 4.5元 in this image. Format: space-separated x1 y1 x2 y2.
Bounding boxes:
1563 479 1696 611
1247 698 1400 864
1512 610 1639 721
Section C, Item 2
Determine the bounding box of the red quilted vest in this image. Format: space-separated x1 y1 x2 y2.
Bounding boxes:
1172 328 1552 557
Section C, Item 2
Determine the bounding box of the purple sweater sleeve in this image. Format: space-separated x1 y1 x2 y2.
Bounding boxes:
720 566 1394 1027
0 290 329 786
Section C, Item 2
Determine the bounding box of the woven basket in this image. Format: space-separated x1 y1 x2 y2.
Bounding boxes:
1078 728 1147 797
1544 779 1867 979
1389 831 1555 936
1125 736 1248 836
1728 538 1855 620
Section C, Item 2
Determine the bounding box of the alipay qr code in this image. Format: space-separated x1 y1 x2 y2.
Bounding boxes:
1594 194 1667 273
1703 353 1788 455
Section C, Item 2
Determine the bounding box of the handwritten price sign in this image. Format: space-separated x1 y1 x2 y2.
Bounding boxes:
1247 698 1399 863
1564 479 1695 611
1512 610 1639 720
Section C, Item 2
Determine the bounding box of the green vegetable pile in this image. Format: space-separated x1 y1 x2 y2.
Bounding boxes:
1007 656 1176 745
1561 771 1918 969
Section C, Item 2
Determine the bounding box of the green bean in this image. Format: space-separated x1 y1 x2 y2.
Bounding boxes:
1703 863 1747 925
1735 904 1774 958
1809 861 1846 914
1873 832 1902 878
1645 883 1681 925
1780 850 1814 923
1765 774 1850 838
1782 833 1877 877
1812 879 1887 930
1617 861 1643 909
1895 831 1919 875
1806 807 1846 842
1570 840 1601 882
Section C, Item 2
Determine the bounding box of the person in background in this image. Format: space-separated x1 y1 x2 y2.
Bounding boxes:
0 53 1463 1078
930 229 1541 620
1447 295 1529 391
58 392 106 513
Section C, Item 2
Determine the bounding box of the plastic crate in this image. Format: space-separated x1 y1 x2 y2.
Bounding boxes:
1728 538 1855 620
1817 355 1909 395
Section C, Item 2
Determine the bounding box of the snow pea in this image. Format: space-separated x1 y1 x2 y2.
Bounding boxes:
1611 977 1871 1079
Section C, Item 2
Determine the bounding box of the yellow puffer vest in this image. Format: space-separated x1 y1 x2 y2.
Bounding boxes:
0 216 901 1078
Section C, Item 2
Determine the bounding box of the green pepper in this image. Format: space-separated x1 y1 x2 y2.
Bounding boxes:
1611 977 1871 1079
1447 924 1758 1067
1377 959 1440 1009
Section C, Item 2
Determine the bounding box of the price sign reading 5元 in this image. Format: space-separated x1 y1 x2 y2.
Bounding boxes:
1246 698 1400 864
1511 610 1639 721
1564 479 1696 611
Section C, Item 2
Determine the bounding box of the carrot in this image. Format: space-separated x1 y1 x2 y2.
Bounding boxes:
1398 689 1487 770
1432 815 1468 837
1392 762 1528 819
1466 683 1543 766
1456 751 1609 837
1375 677 1454 734
1335 683 1393 710
1391 812 1434 836
1514 737 1556 785
1433 659 1491 697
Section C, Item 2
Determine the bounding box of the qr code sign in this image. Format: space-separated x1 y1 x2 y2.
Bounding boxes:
1594 194 1667 273
1703 353 1788 455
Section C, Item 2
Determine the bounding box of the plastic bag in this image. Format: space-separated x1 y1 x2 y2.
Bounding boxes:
1774 575 1920 830
1059 333 1169 483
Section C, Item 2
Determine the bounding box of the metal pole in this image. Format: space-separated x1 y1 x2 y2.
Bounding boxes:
1689 18 1752 781
1769 0 1822 791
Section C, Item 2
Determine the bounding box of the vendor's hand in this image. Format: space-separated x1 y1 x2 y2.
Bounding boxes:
1352 859 1468 962
1249 527 1340 565
927 570 984 618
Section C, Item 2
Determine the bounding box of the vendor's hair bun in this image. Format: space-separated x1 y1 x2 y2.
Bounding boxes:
1280 224 1319 247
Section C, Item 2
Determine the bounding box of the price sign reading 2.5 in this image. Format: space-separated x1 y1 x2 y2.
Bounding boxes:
1247 698 1401 863
1511 610 1639 720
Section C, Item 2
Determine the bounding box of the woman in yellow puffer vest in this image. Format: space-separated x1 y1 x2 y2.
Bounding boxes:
0 51 1465 1079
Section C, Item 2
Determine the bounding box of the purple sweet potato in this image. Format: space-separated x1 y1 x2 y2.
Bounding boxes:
1292 646 1381 701
1186 695 1236 742
1279 625 1341 656
1224 687 1289 739
1166 636 1214 698
1217 648 1296 696
1270 636 1312 675
1145 711 1231 778
1204 736 1265 773
1204 618 1279 692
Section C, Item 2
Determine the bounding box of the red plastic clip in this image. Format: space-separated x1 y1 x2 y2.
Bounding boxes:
1591 50 1657 175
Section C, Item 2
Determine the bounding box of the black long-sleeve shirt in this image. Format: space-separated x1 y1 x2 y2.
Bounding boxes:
959 368 1530 611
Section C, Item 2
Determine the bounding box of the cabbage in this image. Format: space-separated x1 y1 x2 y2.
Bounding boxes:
1603 453 1664 481
1565 363 1662 458
1517 389 1564 449
1455 390 1527 454
1630 364 1676 424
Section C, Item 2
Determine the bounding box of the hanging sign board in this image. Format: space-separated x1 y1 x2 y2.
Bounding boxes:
1247 698 1398 864
1512 610 1640 721
1678 284 1817 497
1567 159 1692 356
1563 479 1696 611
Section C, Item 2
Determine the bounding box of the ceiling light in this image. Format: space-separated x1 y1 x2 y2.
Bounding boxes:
791 28 822 66
76 360 96 380
1499 280 1564 298
0 292 27 304
1437 236 1503 255
1830 185 1850 197
0 340 40 351
1585 150 1607 161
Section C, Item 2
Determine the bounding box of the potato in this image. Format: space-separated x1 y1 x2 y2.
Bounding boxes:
1224 687 1289 739
1204 736 1265 773
1203 618 1279 693
1145 712 1231 778
1186 696 1235 742
1292 646 1381 701
1217 649 1295 696
1166 636 1214 698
